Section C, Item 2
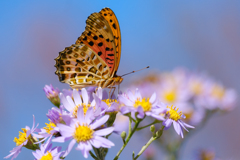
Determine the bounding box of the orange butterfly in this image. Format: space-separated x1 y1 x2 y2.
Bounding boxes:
55 8 123 89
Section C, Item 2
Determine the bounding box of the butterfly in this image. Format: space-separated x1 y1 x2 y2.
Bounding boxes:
55 8 123 89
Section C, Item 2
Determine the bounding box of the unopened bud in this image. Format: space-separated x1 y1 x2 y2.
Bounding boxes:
121 131 126 140
43 84 61 107
150 125 155 133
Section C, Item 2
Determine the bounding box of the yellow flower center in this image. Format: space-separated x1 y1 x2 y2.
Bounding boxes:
166 105 183 121
134 98 152 112
43 120 56 134
200 150 215 160
73 123 94 143
190 81 203 95
39 151 53 160
72 103 91 117
163 90 176 103
211 85 225 100
14 128 29 146
102 99 118 107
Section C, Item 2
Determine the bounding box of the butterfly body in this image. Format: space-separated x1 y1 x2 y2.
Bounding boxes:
55 8 122 89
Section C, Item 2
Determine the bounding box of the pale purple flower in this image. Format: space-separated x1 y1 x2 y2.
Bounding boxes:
119 88 165 120
93 87 119 114
43 84 60 107
32 137 62 160
62 87 96 101
59 88 101 119
195 148 221 160
195 81 237 111
162 105 194 138
52 107 115 158
46 107 63 124
5 116 39 160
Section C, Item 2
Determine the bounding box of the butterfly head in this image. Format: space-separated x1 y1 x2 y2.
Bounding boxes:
113 76 123 86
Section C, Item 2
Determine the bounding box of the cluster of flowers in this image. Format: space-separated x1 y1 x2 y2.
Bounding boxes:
131 68 237 126
5 84 194 160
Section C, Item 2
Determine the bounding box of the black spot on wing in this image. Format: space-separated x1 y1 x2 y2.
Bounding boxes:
93 36 98 40
107 54 114 56
98 52 102 56
87 32 91 36
106 58 114 61
89 41 94 46
112 23 116 29
99 35 103 38
98 42 103 47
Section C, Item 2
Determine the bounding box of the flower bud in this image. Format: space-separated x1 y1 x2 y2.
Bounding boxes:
43 84 60 107
24 135 39 150
121 131 126 140
150 125 155 133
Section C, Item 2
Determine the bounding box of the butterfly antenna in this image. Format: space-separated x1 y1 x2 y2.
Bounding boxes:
121 66 150 77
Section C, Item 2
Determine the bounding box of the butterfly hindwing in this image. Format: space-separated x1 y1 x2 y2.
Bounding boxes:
55 44 110 88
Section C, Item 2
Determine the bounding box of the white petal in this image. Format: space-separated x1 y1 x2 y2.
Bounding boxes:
60 93 72 111
82 88 89 104
135 88 142 100
73 89 82 105
173 121 181 135
94 136 114 147
149 92 156 103
63 139 76 157
57 124 74 137
94 127 114 136
67 96 76 108
77 107 85 123
90 115 109 129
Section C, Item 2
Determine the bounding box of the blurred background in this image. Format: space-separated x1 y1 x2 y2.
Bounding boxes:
1 0 240 159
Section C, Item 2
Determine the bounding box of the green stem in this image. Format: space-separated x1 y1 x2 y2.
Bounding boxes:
89 151 98 160
133 126 165 160
114 119 142 160
136 120 160 131
93 147 105 160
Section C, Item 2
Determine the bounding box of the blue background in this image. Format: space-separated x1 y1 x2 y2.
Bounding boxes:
1 0 240 159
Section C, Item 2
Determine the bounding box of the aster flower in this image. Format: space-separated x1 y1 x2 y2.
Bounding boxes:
33 107 66 143
52 107 115 158
59 88 101 119
62 87 96 102
119 88 165 120
32 137 63 160
5 116 39 160
195 148 221 160
93 87 119 114
43 84 60 107
46 107 64 124
162 105 194 138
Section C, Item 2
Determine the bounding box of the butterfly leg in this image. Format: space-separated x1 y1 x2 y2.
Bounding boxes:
108 87 116 99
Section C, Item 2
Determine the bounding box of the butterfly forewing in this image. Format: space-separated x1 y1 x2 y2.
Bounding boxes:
99 8 121 73
76 12 117 75
55 8 122 89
